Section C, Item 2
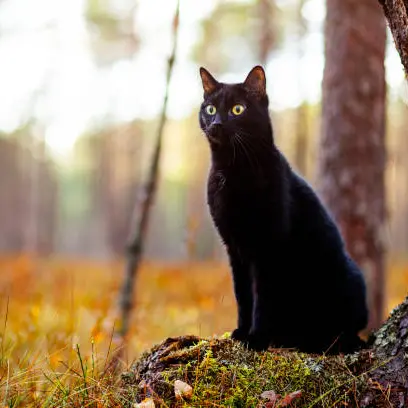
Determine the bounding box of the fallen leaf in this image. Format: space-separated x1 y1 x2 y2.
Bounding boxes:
133 397 155 408
174 379 193 400
278 390 302 407
260 390 280 407
261 390 280 401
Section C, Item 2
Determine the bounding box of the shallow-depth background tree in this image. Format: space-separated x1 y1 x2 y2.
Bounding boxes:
257 0 276 66
293 0 309 176
318 0 387 332
118 0 181 341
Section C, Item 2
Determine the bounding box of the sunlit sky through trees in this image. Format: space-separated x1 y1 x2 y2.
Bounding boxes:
0 0 405 157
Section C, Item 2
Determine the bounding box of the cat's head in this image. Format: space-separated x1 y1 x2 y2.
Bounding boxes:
198 66 272 151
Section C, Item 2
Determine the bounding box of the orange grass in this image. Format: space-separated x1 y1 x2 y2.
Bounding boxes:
0 255 235 406
0 254 406 406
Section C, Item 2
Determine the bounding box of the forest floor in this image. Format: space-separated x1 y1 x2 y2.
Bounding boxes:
0 256 407 407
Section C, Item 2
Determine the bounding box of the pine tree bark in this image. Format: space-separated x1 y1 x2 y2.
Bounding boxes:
318 0 387 332
360 297 408 407
378 0 408 77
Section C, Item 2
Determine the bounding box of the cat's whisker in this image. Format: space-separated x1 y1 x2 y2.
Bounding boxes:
234 133 262 176
230 134 237 165
237 128 273 150
236 134 258 173
235 133 263 176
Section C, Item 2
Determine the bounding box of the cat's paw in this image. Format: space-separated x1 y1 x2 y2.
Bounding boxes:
231 327 249 341
244 332 270 352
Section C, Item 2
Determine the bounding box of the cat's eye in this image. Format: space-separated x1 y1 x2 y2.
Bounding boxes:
205 105 217 115
231 104 245 116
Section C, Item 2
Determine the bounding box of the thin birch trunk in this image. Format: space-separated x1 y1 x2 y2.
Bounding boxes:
118 0 181 340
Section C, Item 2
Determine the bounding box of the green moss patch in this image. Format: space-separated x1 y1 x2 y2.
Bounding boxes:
122 335 370 407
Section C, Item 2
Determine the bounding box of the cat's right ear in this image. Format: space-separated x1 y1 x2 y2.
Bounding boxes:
244 66 266 98
199 67 220 96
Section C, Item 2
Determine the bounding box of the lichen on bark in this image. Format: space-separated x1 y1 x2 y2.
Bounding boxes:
360 297 408 407
378 0 408 77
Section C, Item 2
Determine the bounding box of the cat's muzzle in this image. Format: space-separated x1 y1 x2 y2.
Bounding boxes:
207 124 223 144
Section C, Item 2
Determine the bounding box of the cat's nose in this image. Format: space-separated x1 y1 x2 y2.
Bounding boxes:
211 122 223 138
212 113 222 126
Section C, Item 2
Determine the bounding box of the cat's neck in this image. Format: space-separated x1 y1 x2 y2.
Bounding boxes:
210 140 278 178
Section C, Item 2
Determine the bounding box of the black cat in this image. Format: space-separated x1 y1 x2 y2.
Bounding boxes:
198 65 368 354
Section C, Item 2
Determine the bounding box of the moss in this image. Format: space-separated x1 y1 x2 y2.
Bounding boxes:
123 335 369 407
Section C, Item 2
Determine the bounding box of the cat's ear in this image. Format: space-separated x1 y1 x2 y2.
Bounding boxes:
199 67 220 95
243 66 266 97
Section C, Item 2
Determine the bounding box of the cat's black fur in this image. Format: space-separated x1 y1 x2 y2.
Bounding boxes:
198 66 368 354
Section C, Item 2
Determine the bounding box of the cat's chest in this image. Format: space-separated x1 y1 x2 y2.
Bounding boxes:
207 170 267 221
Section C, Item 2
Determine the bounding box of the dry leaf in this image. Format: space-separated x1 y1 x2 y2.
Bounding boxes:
260 390 280 407
278 390 302 407
261 390 280 403
174 379 193 400
133 397 155 408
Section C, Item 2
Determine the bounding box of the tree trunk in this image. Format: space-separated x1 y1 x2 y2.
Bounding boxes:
318 0 387 332
360 297 408 407
117 0 180 340
378 0 408 77
257 0 275 66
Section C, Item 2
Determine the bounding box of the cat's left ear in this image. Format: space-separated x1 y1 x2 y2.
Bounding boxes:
199 67 220 96
243 66 266 97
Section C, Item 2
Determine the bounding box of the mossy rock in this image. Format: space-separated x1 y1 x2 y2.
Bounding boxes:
122 334 372 407
122 297 408 407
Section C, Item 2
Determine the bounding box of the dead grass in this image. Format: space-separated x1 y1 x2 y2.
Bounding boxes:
0 256 234 406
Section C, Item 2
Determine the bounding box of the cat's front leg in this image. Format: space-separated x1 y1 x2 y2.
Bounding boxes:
227 246 253 342
246 259 276 351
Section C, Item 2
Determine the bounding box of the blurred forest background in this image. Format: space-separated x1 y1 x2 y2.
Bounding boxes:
1 0 408 403
3 0 408 262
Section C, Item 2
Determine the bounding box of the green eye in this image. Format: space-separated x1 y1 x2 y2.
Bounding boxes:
205 105 216 115
231 104 245 115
